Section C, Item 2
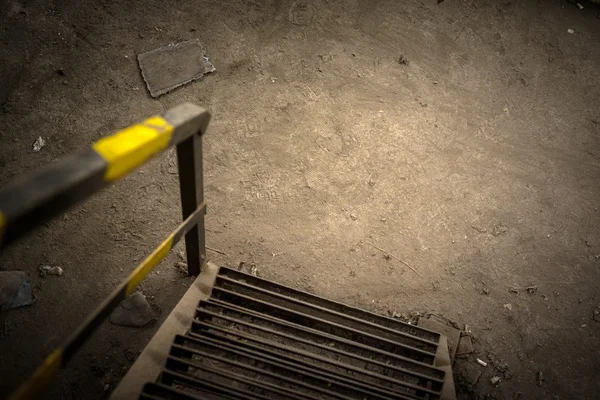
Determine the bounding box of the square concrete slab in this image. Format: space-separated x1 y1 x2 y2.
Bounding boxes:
456 335 474 357
418 316 461 364
137 39 215 98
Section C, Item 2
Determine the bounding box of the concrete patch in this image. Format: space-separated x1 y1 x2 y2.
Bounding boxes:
137 40 215 98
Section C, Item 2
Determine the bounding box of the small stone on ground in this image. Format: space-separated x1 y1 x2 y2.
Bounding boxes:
110 292 156 328
38 265 64 277
592 307 600 322
32 136 46 152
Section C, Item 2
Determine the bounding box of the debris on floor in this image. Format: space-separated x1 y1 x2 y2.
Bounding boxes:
418 314 461 363
398 54 409 65
109 292 156 328
288 1 316 25
464 324 472 335
32 136 46 152
490 376 501 386
367 242 422 277
250 264 258 276
508 285 538 295
0 271 35 311
476 358 488 367
174 261 188 275
471 225 487 234
488 351 512 379
38 265 63 277
591 307 600 322
492 224 508 236
567 29 574 34
206 246 227 256
503 303 512 311
387 310 422 325
488 352 508 372
137 39 215 98
536 371 544 386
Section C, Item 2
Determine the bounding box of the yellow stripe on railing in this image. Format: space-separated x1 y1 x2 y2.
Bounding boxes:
125 233 175 295
93 116 174 181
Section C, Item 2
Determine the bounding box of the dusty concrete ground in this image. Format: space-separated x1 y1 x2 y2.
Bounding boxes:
1 0 600 398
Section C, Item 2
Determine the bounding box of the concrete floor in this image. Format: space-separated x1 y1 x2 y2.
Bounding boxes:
1 0 600 398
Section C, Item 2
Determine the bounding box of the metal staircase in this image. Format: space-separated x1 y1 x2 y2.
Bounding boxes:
131 266 454 400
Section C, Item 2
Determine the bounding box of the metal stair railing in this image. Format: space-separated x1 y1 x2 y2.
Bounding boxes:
0 103 211 400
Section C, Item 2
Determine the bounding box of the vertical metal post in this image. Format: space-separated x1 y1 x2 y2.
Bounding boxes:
176 132 206 276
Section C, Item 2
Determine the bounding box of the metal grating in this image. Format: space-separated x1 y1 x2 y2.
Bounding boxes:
140 266 447 400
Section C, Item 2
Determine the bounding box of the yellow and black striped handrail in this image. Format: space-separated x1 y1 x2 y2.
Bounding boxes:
1 103 211 400
0 103 209 249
